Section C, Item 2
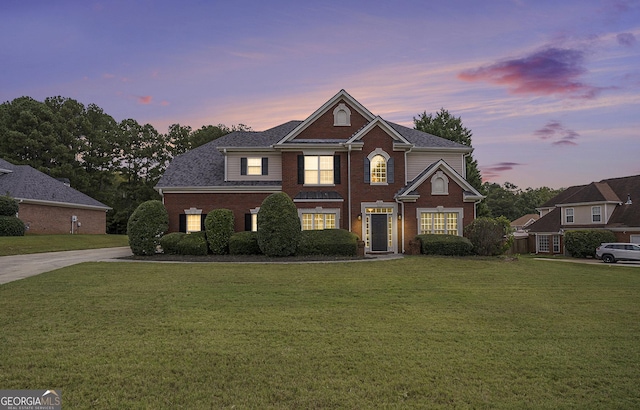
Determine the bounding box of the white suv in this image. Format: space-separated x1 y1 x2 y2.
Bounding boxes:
595 243 640 263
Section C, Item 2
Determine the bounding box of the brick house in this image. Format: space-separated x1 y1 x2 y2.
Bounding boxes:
0 158 110 234
156 90 484 254
527 174 640 254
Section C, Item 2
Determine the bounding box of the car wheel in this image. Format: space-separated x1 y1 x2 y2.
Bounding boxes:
602 254 616 263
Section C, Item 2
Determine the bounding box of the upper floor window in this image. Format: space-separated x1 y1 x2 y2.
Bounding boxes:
297 155 340 185
592 206 602 223
565 208 574 223
241 157 268 176
364 149 393 184
333 103 351 126
370 155 386 183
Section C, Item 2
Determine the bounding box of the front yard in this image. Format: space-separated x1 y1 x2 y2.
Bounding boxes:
1 257 639 408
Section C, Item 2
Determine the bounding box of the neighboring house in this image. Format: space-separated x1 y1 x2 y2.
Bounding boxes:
156 90 484 254
527 174 640 254
511 213 539 234
0 158 111 234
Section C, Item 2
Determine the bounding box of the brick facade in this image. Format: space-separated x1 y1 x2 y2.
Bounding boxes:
18 203 107 234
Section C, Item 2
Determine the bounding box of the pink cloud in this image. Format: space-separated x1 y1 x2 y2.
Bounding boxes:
160 100 170 106
480 162 525 181
137 96 152 105
458 48 601 99
534 120 580 146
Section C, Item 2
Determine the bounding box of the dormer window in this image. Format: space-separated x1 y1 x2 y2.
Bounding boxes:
431 171 449 195
333 103 351 126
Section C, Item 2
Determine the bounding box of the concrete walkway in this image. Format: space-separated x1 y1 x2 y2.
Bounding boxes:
0 247 133 285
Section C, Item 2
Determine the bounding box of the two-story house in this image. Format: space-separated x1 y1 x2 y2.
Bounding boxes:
527 174 640 254
156 90 484 254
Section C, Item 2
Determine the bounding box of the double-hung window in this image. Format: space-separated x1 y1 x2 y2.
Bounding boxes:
419 212 460 235
301 213 337 230
241 157 268 176
565 208 574 223
592 206 602 223
304 156 334 185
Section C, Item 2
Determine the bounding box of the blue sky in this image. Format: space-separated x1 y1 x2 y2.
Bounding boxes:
1 0 639 189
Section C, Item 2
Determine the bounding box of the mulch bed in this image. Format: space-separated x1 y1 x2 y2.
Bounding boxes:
120 254 367 263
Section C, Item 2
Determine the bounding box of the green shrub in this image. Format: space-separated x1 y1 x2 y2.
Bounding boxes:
177 231 209 256
257 192 301 257
0 215 25 236
160 232 186 255
229 231 262 255
297 229 358 256
464 216 512 256
0 195 19 217
565 229 617 258
417 234 473 256
127 200 169 256
204 209 235 255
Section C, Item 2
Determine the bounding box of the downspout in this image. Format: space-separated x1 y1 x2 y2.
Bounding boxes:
223 149 228 181
348 145 352 232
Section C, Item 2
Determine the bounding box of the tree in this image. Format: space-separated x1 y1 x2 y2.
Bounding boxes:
483 182 562 221
257 192 301 257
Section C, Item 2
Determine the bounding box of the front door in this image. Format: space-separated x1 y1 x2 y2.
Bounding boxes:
371 214 388 252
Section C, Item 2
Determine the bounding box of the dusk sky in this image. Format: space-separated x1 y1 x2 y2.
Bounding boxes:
2 0 639 190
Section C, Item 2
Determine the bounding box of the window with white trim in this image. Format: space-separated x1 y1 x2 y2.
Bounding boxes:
553 236 560 253
419 212 460 235
565 208 574 224
370 155 386 183
592 206 602 223
301 213 336 230
186 215 201 233
305 156 334 185
246 158 262 175
538 235 550 252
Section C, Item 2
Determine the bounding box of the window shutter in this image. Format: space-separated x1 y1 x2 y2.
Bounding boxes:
241 157 247 175
333 155 341 184
297 155 304 184
200 214 207 231
244 214 252 231
387 158 394 184
178 214 186 233
262 157 268 175
364 157 370 183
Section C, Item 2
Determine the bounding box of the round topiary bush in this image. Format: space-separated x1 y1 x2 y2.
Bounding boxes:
257 192 301 257
204 208 235 255
127 200 169 256
0 195 19 216
0 215 25 236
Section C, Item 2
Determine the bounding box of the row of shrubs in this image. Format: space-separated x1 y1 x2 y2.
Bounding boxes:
127 195 359 257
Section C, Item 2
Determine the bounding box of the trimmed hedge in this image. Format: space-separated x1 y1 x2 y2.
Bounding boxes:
204 209 234 255
257 192 301 257
177 231 209 255
0 215 26 236
229 231 262 255
159 232 186 254
0 195 19 216
564 229 617 258
416 234 473 256
297 229 358 256
127 200 169 256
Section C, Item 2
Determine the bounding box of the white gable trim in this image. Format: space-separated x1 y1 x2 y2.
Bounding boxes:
396 159 483 202
346 116 411 145
275 90 375 145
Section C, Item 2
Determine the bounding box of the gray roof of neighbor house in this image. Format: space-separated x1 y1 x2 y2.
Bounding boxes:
528 174 640 232
157 120 469 189
0 158 110 210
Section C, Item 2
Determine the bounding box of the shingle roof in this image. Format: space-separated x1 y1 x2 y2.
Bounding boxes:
157 117 468 189
0 158 110 209
529 174 640 232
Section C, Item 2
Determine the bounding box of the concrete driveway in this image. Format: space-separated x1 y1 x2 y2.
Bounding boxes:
0 247 133 285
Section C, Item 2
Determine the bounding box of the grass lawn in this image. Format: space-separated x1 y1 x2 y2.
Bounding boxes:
0 234 128 256
1 257 639 408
